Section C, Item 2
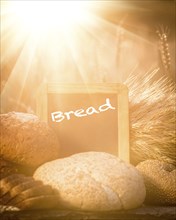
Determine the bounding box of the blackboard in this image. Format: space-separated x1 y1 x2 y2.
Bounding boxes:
37 84 129 162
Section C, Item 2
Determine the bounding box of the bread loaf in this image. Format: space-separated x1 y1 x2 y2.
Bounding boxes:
0 173 59 210
34 152 146 211
15 195 59 210
0 112 60 168
136 160 176 205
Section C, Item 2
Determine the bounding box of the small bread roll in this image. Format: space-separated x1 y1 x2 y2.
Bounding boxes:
34 152 146 211
0 112 60 168
136 160 176 205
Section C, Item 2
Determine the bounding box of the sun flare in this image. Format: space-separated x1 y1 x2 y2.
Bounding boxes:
3 1 92 34
1 0 156 113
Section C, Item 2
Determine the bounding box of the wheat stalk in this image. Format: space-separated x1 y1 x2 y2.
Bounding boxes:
125 69 176 165
156 26 171 77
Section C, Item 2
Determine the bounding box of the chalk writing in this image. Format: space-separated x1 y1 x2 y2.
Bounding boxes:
51 98 115 123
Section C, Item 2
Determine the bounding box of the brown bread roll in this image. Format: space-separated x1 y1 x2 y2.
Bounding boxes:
0 112 60 168
136 160 176 205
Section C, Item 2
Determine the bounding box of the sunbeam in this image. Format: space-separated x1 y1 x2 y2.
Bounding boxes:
0 0 161 113
1 34 39 112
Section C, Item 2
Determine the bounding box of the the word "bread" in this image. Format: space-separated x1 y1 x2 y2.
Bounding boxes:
51 98 115 123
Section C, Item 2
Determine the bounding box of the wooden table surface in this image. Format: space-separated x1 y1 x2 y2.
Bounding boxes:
0 206 176 220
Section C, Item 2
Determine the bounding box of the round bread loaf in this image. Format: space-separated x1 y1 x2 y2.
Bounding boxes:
136 160 176 205
34 152 146 211
0 112 60 168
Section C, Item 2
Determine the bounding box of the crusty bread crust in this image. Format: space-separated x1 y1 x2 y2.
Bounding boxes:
137 160 176 205
34 152 146 211
0 112 60 168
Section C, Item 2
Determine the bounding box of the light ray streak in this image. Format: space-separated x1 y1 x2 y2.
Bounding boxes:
1 35 39 111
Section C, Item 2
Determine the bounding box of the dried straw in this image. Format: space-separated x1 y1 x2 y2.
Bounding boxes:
125 69 176 165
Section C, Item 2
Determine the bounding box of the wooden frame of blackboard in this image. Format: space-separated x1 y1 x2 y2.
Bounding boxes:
36 83 129 162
